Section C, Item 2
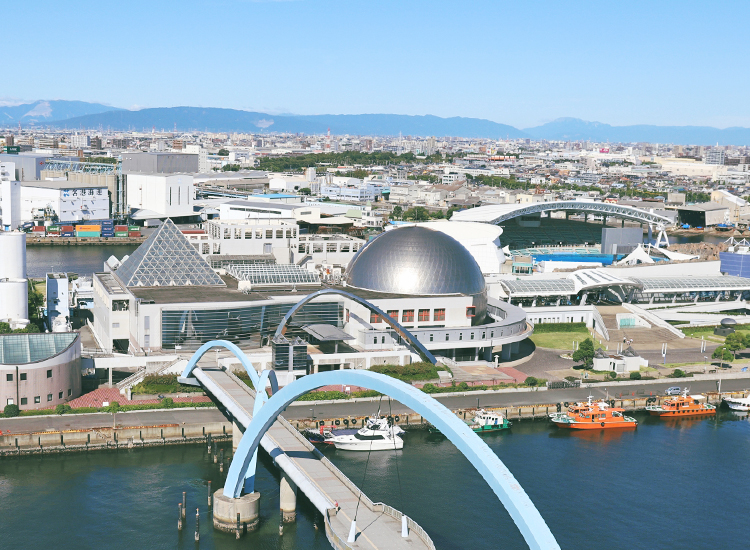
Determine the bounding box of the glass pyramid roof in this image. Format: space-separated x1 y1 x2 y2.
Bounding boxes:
115 219 226 288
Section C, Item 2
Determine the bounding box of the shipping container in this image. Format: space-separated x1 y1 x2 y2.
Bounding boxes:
128 225 139 231
61 233 75 237
128 231 141 237
47 225 61 232
76 231 101 237
114 225 128 231
114 231 128 237
32 226 46 232
76 225 101 231
61 225 75 231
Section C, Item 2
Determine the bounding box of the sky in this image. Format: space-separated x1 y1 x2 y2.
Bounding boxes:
4 0 750 128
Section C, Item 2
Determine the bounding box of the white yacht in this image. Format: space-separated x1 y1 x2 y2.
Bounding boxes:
724 395 750 411
329 424 404 451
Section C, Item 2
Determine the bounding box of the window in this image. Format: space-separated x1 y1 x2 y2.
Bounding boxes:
387 310 399 321
20 373 26 381
373 337 378 344
445 334 449 341
5 374 12 382
466 306 476 318
264 243 272 254
112 300 129 311
112 323 120 328
370 312 380 324
429 334 434 342
20 397 27 405
58 391 63 399
276 230 283 239
434 309 445 321
6 398 13 405
286 230 291 239
34 396 40 404
402 310 414 323
418 309 430 322
47 369 52 378
482 332 486 339
459 333 463 341
144 316 150 330
67 389 72 397
144 334 150 348
381 336 385 344
470 332 475 340
47 394 53 402
266 229 273 239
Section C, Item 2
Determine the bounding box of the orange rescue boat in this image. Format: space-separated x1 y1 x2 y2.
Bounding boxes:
645 391 716 418
549 397 638 430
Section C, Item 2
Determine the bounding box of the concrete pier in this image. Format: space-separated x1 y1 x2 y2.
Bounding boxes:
279 473 297 523
212 490 260 534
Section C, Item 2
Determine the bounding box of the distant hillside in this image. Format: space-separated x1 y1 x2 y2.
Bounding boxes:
47 106 528 138
0 100 122 126
524 117 750 146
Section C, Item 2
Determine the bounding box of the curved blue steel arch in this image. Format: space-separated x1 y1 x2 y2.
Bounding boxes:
273 288 437 364
181 339 262 389
224 370 560 550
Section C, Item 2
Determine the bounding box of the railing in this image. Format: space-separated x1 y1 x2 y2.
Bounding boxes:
115 367 146 391
325 510 354 550
591 308 610 342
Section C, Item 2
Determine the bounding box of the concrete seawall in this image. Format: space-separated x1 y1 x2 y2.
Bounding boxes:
287 390 750 430
0 421 232 456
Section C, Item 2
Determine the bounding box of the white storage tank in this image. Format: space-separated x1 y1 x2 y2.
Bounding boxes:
0 277 28 321
0 231 26 279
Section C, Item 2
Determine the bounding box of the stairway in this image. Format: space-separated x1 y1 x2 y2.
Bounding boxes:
596 305 683 345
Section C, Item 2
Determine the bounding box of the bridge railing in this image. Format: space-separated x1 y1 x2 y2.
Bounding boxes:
325 510 354 550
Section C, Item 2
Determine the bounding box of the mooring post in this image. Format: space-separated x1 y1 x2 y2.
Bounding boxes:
182 492 187 519
279 520 283 536
207 481 212 507
178 504 183 530
195 509 200 542
236 513 241 540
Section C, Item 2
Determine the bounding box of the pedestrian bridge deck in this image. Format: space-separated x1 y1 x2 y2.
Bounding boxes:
195 365 433 550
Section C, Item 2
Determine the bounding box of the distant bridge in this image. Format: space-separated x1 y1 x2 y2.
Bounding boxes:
452 200 672 227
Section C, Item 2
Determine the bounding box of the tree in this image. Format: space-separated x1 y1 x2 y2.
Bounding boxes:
608 371 617 380
430 209 445 219
55 404 72 415
629 371 642 380
403 206 430 221
27 280 44 321
218 148 229 156
391 205 403 220
524 376 538 386
299 187 311 195
0 322 10 334
712 346 733 368
3 404 19 417
446 206 461 219
572 338 595 369
724 332 746 360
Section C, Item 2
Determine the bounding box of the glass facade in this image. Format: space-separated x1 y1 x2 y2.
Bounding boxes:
161 301 342 350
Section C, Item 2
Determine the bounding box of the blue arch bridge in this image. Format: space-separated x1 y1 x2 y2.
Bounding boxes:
179 338 560 550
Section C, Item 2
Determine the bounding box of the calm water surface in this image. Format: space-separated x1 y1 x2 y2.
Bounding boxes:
1 411 748 550
26 244 140 278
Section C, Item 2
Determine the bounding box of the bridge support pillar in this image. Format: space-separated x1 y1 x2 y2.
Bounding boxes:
279 473 297 523
212 490 260 534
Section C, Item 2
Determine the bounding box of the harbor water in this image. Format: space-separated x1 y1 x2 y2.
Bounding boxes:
1 410 748 549
25 244 140 278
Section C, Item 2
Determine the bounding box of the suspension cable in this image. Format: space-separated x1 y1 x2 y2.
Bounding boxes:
354 394 383 521
388 396 404 511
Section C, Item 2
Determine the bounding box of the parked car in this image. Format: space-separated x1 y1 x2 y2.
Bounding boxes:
665 386 681 396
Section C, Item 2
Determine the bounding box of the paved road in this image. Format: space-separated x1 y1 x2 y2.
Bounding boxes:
284 378 750 420
0 408 227 434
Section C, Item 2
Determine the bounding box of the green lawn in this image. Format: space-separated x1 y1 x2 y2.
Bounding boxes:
530 329 591 350
680 326 750 344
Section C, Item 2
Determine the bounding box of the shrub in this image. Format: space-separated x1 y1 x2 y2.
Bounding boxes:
458 381 469 390
532 322 588 333
295 391 349 401
352 390 381 398
564 376 578 382
370 362 450 382
101 401 120 413
629 371 642 380
133 373 203 394
422 383 438 394
608 371 617 380
160 397 174 408
55 404 72 415
524 376 538 386
672 369 686 378
3 404 19 417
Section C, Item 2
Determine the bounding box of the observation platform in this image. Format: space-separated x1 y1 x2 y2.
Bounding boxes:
193 364 433 550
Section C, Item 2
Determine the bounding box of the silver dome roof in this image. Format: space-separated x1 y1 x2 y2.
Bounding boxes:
345 226 486 296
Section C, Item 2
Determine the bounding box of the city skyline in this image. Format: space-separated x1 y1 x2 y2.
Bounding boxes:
4 0 750 129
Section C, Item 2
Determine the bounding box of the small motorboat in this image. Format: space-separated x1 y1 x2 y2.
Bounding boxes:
723 395 750 412
305 415 405 451
467 409 511 433
549 396 637 430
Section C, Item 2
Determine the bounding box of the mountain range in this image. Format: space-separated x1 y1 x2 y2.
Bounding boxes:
0 100 121 125
6 100 750 145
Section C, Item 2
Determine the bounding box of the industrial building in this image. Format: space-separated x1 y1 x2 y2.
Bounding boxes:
126 173 195 219
121 152 199 174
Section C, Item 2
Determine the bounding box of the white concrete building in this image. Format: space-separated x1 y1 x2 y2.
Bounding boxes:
17 181 109 223
126 173 195 218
